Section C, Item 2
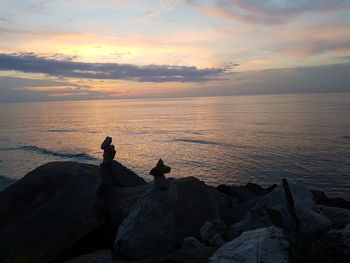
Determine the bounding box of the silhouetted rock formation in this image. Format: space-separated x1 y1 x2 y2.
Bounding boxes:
150 159 171 190
0 159 349 263
101 137 116 164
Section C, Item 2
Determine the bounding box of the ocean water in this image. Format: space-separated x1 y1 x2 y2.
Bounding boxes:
0 94 350 198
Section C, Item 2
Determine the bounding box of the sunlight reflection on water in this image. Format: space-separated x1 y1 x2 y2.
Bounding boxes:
0 94 350 198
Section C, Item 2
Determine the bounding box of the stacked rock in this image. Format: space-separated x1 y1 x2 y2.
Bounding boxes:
101 136 116 164
150 159 171 190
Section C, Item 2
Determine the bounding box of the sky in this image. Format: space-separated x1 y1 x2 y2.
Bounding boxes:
0 0 350 102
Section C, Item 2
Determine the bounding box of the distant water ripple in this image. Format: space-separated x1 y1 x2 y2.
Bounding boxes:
1 146 97 161
46 129 98 134
170 138 231 146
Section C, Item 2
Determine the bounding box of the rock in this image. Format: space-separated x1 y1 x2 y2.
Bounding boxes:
323 224 350 261
101 137 116 164
63 250 113 263
312 190 350 210
200 220 227 247
319 205 350 229
0 162 103 262
0 175 16 192
182 237 205 250
173 177 232 244
229 183 331 239
216 182 274 203
100 161 147 188
210 226 290 263
150 159 171 190
114 176 231 259
114 183 178 259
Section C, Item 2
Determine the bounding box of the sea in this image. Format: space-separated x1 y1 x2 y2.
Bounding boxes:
0 93 350 198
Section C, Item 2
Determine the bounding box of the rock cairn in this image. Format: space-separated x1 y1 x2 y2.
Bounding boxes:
101 136 116 164
150 159 171 190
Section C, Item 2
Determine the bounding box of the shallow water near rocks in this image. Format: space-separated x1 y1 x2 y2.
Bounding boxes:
0 94 349 198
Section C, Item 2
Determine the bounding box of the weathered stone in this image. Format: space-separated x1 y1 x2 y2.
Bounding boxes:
312 190 350 210
63 250 113 263
173 177 231 244
216 183 275 203
114 183 178 259
210 226 290 263
182 237 205 250
150 159 171 190
323 224 350 260
229 183 331 239
200 220 227 247
101 137 116 164
0 162 103 262
319 205 350 229
100 161 147 188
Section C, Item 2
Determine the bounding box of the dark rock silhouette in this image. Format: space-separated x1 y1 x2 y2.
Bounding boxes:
101 137 116 164
0 158 349 263
150 159 171 190
312 190 350 210
0 162 102 263
114 181 178 259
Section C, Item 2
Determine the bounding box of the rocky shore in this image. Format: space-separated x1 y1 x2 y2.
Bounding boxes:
0 159 349 263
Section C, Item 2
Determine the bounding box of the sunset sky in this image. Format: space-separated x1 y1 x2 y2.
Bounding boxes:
1 0 350 102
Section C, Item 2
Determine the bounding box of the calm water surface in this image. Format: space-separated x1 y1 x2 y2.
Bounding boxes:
0 94 350 198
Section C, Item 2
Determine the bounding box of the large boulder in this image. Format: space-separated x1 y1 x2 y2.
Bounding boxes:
210 226 290 263
229 183 331 239
200 220 228 247
114 183 178 259
101 161 148 187
173 177 233 243
114 177 232 259
63 250 113 263
0 162 102 262
0 161 148 263
0 175 16 192
318 205 350 229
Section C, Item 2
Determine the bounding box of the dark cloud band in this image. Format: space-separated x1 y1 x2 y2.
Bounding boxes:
0 53 228 82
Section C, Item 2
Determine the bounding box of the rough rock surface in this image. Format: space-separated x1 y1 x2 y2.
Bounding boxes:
173 177 233 243
210 226 290 263
0 162 102 262
182 237 205 250
319 205 350 229
229 183 331 239
114 183 178 259
64 250 113 263
200 220 227 247
100 161 147 187
324 224 350 258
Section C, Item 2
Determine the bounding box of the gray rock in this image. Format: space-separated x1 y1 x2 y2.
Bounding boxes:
200 220 227 247
323 224 350 260
210 226 290 263
0 162 103 262
63 250 113 263
100 161 147 188
173 177 232 244
114 183 178 259
319 205 350 229
229 183 331 239
182 237 205 250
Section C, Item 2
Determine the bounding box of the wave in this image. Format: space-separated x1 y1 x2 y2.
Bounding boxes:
1 146 97 161
170 138 230 146
46 129 98 134
0 175 16 192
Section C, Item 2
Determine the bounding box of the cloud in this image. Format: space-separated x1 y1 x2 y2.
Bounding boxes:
0 52 229 82
186 0 350 25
